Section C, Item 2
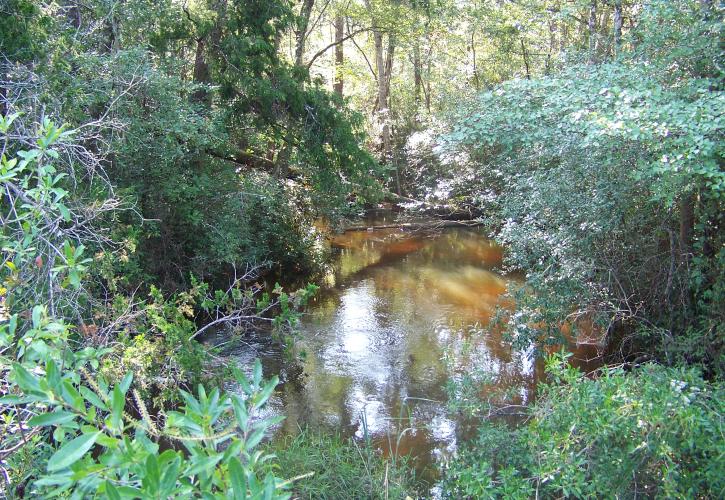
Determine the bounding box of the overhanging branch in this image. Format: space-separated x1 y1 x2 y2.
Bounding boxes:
306 27 375 69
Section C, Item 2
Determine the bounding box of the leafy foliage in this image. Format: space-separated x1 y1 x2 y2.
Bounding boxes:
4 329 287 498
0 118 297 497
442 0 724 372
441 354 725 498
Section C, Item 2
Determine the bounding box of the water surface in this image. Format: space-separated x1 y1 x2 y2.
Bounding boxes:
219 222 569 478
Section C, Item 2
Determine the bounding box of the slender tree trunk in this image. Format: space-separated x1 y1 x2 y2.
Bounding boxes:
613 0 623 53
371 25 395 162
333 15 344 96
679 192 695 261
374 31 385 111
0 66 7 117
373 30 387 156
546 18 557 74
191 0 226 104
470 31 480 90
384 36 395 100
381 35 395 162
598 9 609 56
425 25 432 113
677 190 696 325
106 1 122 53
295 0 315 66
588 0 598 64
520 38 531 79
413 40 422 104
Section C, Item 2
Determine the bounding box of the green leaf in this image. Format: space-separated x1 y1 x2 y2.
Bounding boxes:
245 429 265 451
119 372 133 394
58 204 71 222
143 454 160 495
105 481 122 500
79 386 108 411
69 269 81 289
186 454 224 476
47 431 100 471
111 385 125 431
34 472 73 487
254 378 278 408
61 380 84 411
229 457 247 499
11 363 40 392
160 456 181 496
253 359 263 386
32 305 43 328
28 411 77 427
46 360 60 388
231 395 249 430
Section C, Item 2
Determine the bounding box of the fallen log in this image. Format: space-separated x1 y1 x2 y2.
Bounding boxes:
343 220 483 232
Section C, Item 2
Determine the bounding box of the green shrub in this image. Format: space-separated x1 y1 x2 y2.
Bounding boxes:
0 118 292 498
441 0 724 368
440 353 725 498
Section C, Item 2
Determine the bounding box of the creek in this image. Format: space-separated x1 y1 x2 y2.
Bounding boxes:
211 213 599 481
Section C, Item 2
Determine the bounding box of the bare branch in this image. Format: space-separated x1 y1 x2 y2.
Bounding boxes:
306 27 375 69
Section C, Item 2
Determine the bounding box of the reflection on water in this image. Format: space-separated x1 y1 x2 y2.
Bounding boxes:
220 224 595 482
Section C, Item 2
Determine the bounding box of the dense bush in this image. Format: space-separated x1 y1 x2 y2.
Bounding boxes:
442 0 724 372
0 117 297 497
441 354 725 498
438 3 724 497
0 0 382 291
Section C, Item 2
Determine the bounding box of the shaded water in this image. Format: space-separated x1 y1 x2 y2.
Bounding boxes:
218 219 598 480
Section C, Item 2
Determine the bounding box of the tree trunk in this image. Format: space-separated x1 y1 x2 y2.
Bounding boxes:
425 28 432 112
613 0 623 53
374 30 385 111
413 39 422 104
380 35 395 162
587 0 597 64
191 0 227 104
191 38 211 104
372 28 393 161
0 66 7 117
469 31 480 90
333 15 344 96
383 35 395 104
105 1 123 53
679 191 695 261
366 0 395 160
546 18 557 74
520 38 531 79
295 0 315 66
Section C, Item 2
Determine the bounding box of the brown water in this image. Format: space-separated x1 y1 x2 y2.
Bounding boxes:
218 220 599 480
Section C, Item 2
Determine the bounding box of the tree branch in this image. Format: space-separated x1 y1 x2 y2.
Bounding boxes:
348 22 377 81
207 149 275 171
306 27 374 69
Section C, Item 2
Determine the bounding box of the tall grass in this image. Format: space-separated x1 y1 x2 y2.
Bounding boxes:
263 429 420 499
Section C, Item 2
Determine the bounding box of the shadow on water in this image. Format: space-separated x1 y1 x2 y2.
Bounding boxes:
210 221 601 486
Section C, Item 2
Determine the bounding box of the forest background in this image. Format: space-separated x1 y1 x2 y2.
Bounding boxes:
0 0 722 498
